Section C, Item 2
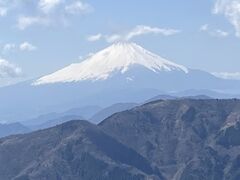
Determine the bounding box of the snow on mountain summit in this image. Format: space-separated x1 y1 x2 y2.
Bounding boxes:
34 42 188 85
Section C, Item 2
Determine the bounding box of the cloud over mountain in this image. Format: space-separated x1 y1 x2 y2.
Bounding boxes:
88 25 180 43
212 72 240 80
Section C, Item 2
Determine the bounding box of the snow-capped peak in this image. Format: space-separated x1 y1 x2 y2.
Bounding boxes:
34 42 188 85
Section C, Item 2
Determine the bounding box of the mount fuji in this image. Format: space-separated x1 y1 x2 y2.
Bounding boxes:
0 42 240 122
34 42 188 85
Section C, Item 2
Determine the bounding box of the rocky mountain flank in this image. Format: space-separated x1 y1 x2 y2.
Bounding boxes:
1 99 240 179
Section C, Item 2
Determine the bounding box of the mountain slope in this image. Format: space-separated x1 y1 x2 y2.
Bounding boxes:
99 99 240 179
0 120 162 180
2 99 240 179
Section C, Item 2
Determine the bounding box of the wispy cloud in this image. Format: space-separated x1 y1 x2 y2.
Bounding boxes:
2 42 37 53
124 25 180 41
65 1 93 14
212 72 240 80
17 16 49 30
0 0 26 17
212 29 229 37
19 42 37 51
0 58 22 78
87 33 103 42
200 24 209 31
200 24 229 38
0 7 7 16
0 0 94 29
3 43 16 52
88 25 180 43
213 0 240 37
38 0 62 14
105 34 122 43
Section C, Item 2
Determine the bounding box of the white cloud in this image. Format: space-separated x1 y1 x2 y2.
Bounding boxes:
0 7 7 16
3 43 16 52
212 72 240 80
105 34 122 43
17 16 49 30
212 29 229 37
213 0 240 37
125 25 180 41
2 42 37 53
0 0 94 29
19 42 37 51
200 24 229 38
0 0 24 17
0 59 22 78
38 0 62 13
89 25 180 43
200 24 209 31
87 33 102 42
65 1 93 14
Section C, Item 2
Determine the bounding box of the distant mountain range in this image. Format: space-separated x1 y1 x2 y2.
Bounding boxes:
22 105 101 127
0 122 30 138
1 42 240 123
21 95 214 131
90 103 138 124
0 93 232 138
1 99 240 179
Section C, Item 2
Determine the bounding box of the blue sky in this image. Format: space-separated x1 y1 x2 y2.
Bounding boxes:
0 0 240 86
